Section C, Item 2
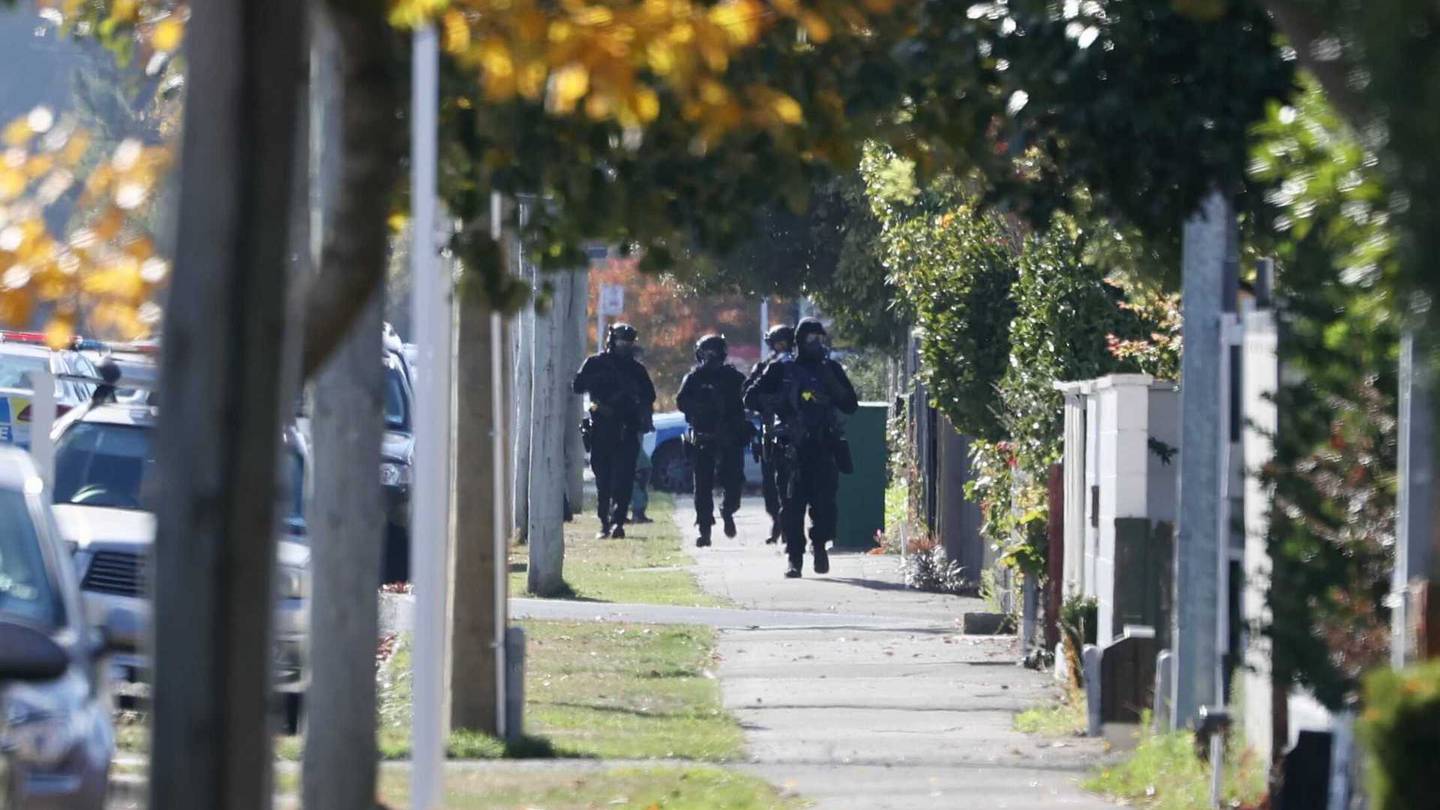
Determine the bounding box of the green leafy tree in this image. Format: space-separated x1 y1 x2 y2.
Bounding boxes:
1250 81 1400 708
864 151 1018 440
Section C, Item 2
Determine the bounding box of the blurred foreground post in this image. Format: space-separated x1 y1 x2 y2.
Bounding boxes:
410 23 450 810
148 0 304 805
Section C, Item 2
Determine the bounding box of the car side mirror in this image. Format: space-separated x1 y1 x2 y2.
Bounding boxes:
0 621 69 681
98 608 143 654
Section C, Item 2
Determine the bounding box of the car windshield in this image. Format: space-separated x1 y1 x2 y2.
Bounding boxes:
385 366 410 431
0 353 65 400
0 488 64 628
53 423 154 511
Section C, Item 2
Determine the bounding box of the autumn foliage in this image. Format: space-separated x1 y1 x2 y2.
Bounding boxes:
588 256 772 409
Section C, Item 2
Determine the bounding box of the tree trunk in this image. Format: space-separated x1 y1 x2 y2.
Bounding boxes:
299 0 401 380
148 0 303 805
527 269 570 595
511 245 535 541
564 267 588 516
304 295 384 808
300 6 385 808
448 263 509 733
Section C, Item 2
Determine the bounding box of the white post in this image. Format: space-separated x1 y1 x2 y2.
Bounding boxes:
31 367 54 489
760 297 769 345
511 202 534 540
409 23 448 810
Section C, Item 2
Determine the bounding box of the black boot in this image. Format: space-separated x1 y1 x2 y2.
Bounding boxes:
766 518 780 544
722 512 737 538
785 555 803 579
611 524 626 539
696 526 712 548
812 542 830 575
596 522 612 540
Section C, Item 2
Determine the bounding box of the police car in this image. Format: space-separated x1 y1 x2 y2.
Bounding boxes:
646 411 764 493
0 335 101 448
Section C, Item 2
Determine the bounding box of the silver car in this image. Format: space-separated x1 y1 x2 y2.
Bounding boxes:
50 403 312 732
0 446 116 809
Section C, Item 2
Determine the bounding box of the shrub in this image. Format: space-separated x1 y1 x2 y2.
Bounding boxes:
1059 595 1098 689
1359 660 1440 810
901 537 968 595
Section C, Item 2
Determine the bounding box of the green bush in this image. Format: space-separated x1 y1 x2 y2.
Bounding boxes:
1359 660 1440 810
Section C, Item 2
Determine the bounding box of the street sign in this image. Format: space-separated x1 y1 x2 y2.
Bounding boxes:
599 284 625 316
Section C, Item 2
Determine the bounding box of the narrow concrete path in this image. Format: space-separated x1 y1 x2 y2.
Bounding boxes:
678 496 1115 810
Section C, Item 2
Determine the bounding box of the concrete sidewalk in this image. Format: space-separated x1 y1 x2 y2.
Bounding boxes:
678 496 1114 809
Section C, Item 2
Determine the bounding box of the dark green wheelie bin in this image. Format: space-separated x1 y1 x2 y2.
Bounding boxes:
835 402 888 550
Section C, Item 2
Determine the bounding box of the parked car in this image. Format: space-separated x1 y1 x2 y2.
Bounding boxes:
381 349 414 583
0 342 100 447
0 446 116 809
646 410 764 493
49 403 312 732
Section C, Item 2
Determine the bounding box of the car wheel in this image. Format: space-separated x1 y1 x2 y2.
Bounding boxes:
651 440 692 493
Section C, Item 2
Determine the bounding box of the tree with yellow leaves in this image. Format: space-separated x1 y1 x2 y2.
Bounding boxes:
0 106 169 344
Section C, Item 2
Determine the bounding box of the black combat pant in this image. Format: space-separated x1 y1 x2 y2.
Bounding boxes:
592 433 640 530
780 440 839 559
690 440 744 527
760 439 782 519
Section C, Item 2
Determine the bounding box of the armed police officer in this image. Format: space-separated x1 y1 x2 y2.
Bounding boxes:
744 324 795 544
574 323 656 539
743 318 858 578
676 334 749 547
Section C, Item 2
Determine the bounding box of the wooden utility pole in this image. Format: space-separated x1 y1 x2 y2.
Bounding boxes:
148 0 303 805
1171 190 1234 730
528 269 570 595
448 196 511 734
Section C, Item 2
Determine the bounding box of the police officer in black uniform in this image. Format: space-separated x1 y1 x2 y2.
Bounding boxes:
574 323 656 539
676 334 749 547
744 324 795 544
743 318 858 578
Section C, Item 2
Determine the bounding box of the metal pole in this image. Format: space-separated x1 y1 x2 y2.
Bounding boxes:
760 297 769 345
488 193 509 736
1171 191 1231 729
409 23 447 810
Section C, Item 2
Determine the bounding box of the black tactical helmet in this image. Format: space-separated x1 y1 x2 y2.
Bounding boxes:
765 324 795 351
694 333 728 365
607 322 638 350
795 317 829 360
